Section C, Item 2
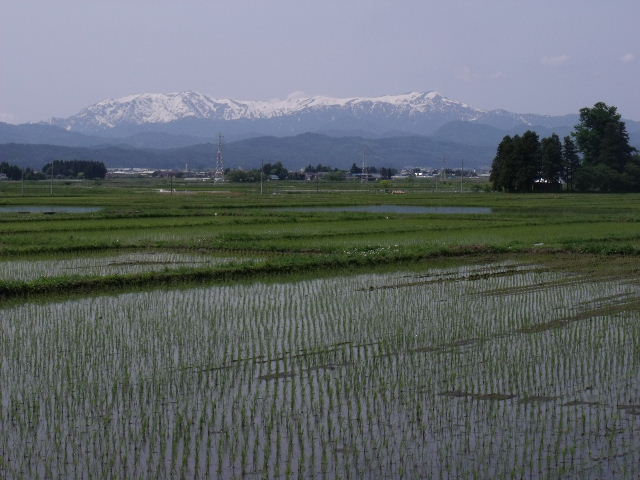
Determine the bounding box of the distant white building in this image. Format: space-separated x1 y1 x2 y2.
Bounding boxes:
107 168 156 178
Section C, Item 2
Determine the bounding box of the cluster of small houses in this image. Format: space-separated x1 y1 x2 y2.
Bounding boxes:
106 167 488 181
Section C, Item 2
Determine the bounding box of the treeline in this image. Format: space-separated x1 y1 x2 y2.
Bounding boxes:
0 162 45 180
42 160 107 179
226 161 397 183
490 133 578 192
491 102 639 192
226 161 300 182
0 159 107 180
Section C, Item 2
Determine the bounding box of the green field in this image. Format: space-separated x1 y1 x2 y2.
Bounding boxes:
1 178 639 478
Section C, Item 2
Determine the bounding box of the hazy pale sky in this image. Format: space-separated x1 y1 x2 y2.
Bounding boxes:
1 0 638 123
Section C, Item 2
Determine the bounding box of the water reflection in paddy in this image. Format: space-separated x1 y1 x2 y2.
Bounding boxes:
0 206 102 213
282 205 492 214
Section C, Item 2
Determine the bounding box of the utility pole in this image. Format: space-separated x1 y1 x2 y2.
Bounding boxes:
21 168 24 196
361 148 367 184
442 156 447 191
170 174 173 195
460 159 464 193
50 162 54 196
260 159 264 195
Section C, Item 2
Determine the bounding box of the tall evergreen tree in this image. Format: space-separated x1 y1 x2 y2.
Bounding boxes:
562 136 580 191
490 135 513 191
512 131 540 192
539 134 563 184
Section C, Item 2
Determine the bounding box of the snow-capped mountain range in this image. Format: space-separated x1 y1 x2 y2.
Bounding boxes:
49 90 577 139
55 91 477 127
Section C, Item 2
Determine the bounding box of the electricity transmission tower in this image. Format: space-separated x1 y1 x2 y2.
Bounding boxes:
214 133 225 182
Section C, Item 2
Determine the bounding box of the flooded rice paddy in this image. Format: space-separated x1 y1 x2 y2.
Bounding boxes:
0 206 102 214
0 252 255 282
1 261 639 478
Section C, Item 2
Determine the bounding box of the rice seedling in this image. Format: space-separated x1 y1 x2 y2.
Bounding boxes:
1 260 639 478
0 251 256 282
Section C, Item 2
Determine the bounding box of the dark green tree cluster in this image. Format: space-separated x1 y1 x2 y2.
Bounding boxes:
304 164 334 173
349 163 363 174
261 161 288 179
491 131 555 192
226 169 261 182
491 102 638 192
573 102 639 192
378 167 398 179
42 160 107 179
0 162 45 180
0 162 23 180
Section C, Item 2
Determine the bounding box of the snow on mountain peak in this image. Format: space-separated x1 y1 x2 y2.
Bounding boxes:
75 91 219 127
57 90 485 130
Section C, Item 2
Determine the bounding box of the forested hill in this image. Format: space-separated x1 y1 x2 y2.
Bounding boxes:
0 133 495 171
